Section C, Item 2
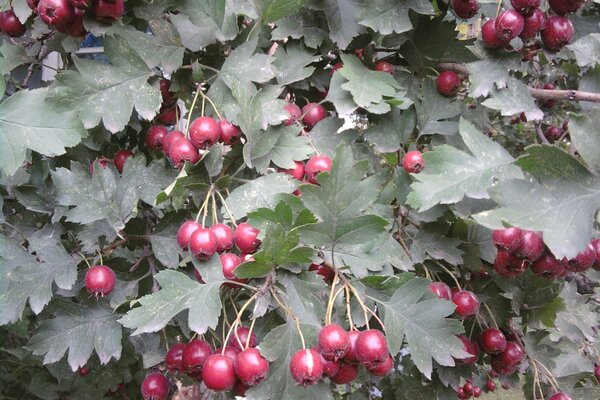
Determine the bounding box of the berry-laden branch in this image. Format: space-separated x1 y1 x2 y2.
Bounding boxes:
437 62 600 103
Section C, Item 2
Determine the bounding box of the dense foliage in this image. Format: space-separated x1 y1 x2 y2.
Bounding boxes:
1 0 600 399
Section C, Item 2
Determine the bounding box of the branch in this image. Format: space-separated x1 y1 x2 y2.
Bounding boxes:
22 43 50 89
438 62 600 103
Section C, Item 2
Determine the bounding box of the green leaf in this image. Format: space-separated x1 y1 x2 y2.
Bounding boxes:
568 108 600 172
415 78 462 136
272 42 319 86
359 0 433 34
373 278 467 378
315 0 365 50
0 227 79 325
0 41 32 74
325 72 358 115
0 88 87 176
364 108 416 153
552 282 599 342
149 221 181 269
262 0 305 23
407 118 523 212
567 33 600 68
170 13 218 52
278 273 327 327
118 270 223 335
466 54 523 98
27 301 122 371
410 224 464 266
475 146 600 259
47 36 161 133
482 77 544 121
271 9 328 48
245 323 333 400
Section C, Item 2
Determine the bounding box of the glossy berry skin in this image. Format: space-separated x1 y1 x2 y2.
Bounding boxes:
402 150 425 173
209 223 234 253
436 71 462 97
355 329 389 368
290 349 323 386
428 282 452 300
0 10 26 37
591 239 600 270
190 116 221 149
217 346 240 361
308 263 335 283
229 326 257 351
463 382 473 396
510 0 541 16
541 16 574 51
495 9 524 41
367 354 394 377
284 103 302 126
141 373 169 400
161 130 185 155
217 119 241 145
91 0 124 22
234 348 269 385
279 161 306 180
305 155 333 183
374 61 394 74
342 330 360 363
452 290 480 318
545 126 562 141
182 339 213 379
479 328 507 355
165 343 186 373
234 222 261 254
168 137 200 169
457 335 479 365
492 227 524 253
547 393 573 400
113 149 133 173
491 356 518 375
177 220 201 250
318 324 349 361
498 341 525 366
451 0 480 19
486 379 497 391
220 253 247 284
482 19 509 48
317 351 340 378
301 103 327 129
532 252 566 278
202 354 236 392
548 0 584 16
520 9 547 40
330 362 358 384
85 265 116 296
156 105 178 125
473 386 482 397
145 126 168 151
563 244 596 272
38 0 75 27
494 250 528 277
188 227 218 261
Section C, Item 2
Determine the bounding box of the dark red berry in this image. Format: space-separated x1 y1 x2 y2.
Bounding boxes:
355 329 389 368
210 223 234 253
156 104 178 125
146 126 168 151
547 393 573 400
169 137 201 168
402 150 425 173
541 16 574 51
452 0 480 19
374 61 394 74
217 346 240 361
114 149 133 173
165 343 186 373
301 103 327 129
498 341 525 366
317 351 340 378
0 10 26 37
367 354 394 377
548 0 584 16
159 79 173 105
234 222 261 254
229 326 257 351
28 0 40 10
329 62 343 76
495 9 525 41
78 366 89 376
330 362 358 384
457 387 467 399
202 354 236 391
452 290 480 317
190 116 221 149
161 130 184 155
594 364 600 381
177 220 201 250
436 71 462 97
141 373 169 400
217 119 241 145
55 6 86 37
486 379 497 392
342 330 360 363
492 227 524 253
92 0 124 22
563 243 596 272
279 161 306 180
220 253 247 284
290 349 323 386
473 386 482 397
510 0 541 16
284 103 302 126
318 324 349 361
305 155 333 184
85 265 116 296
532 252 566 278
188 227 218 261
540 83 557 108
520 9 547 40
515 230 545 262
591 239 600 270
457 335 479 365
479 328 507 355
234 348 269 386
494 250 528 277
38 0 74 27
428 282 452 300
182 339 213 379
482 19 510 48
491 356 518 375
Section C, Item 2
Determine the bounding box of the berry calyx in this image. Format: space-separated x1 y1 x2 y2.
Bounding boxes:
532 252 566 279
482 19 509 48
495 9 525 41
217 119 241 145
202 354 236 392
177 220 201 250
457 335 479 364
451 0 480 19
141 373 170 400
402 150 425 173
189 116 221 149
234 348 269 386
355 329 389 368
161 130 184 155
38 0 74 27
301 103 327 129
479 328 507 354
318 324 349 361
182 339 213 379
229 326 257 351
114 149 133 173
305 155 333 184
279 161 306 180
0 10 26 37
367 354 394 377
290 349 323 386
494 250 528 277
452 290 480 317
436 71 462 97
492 227 524 253
428 281 452 300
145 126 168 151
234 222 261 254
188 227 218 261
541 16 574 51
85 265 116 296
210 223 234 253
330 362 358 384
374 61 394 74
165 343 186 374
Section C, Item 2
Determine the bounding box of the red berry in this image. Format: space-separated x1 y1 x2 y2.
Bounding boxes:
367 354 394 377
318 324 349 361
330 362 358 384
510 0 541 16
594 364 600 381
591 239 600 270
451 0 480 19
402 150 425 173
329 62 344 76
141 373 170 400
159 79 173 104
217 119 241 145
541 16 574 51
279 161 306 180
85 265 116 296
177 220 201 250
374 61 394 74
495 9 525 41
234 348 269 386
515 230 544 261
202 354 236 391
284 103 302 126
305 155 333 184
182 339 213 379
90 157 112 174
548 0 584 15
168 137 201 168
0 10 26 37
190 117 221 149
210 223 234 253
220 253 247 284
436 71 462 97
519 9 547 40
161 130 184 155
188 227 218 261
92 0 124 22
309 263 335 283
457 335 479 365
78 366 89 376
491 356 518 375
486 379 497 392
38 0 74 27
463 382 474 396
492 227 524 253
234 222 261 254
229 326 257 351
428 282 452 300
317 351 340 378
290 349 323 386
355 329 389 368
482 19 509 48
479 328 507 355
473 386 482 397
114 149 133 173
217 346 240 361
547 393 573 400
563 243 596 272
301 103 328 129
165 343 186 374
156 104 178 125
532 252 566 279
146 126 168 151
55 6 86 37
342 330 360 363
498 341 525 366
457 387 467 399
494 250 528 277
452 290 480 317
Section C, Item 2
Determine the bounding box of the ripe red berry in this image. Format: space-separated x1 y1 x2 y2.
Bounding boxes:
531 252 566 279
190 116 221 149
428 282 452 300
0 10 26 37
301 103 328 129
141 373 170 400
436 71 462 97
234 222 261 254
220 253 247 284
548 0 584 15
305 155 333 184
38 0 74 27
159 79 173 105
491 356 518 375
374 61 394 74
541 16 574 51
318 324 349 361
165 343 186 374
451 0 480 19
146 126 168 151
188 227 218 261
591 239 600 270
494 250 528 277
495 9 525 41
367 354 394 377
342 330 360 363
217 119 241 145
514 230 544 262
234 348 269 385
284 103 302 126
114 149 133 173
28 0 40 10
452 290 480 317
317 351 340 378
78 366 89 376
210 223 234 253
479 328 507 354
473 386 482 397
402 150 425 173
217 346 240 361
229 326 257 351
492 227 524 253
486 379 497 391
290 349 323 386
563 243 596 272
330 362 358 384
547 392 573 400
91 0 124 22
202 354 236 391
161 130 184 154
355 329 389 368
482 18 509 48
55 6 86 37
85 265 116 296
177 220 201 250
169 137 200 168
594 364 600 381
156 105 178 125
457 387 467 399
498 341 525 366
457 335 479 364
519 8 547 40
510 0 541 16
182 339 213 379
279 161 306 180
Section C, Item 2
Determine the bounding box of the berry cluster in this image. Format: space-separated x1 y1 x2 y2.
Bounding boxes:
492 227 600 279
457 380 483 399
290 327 393 386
